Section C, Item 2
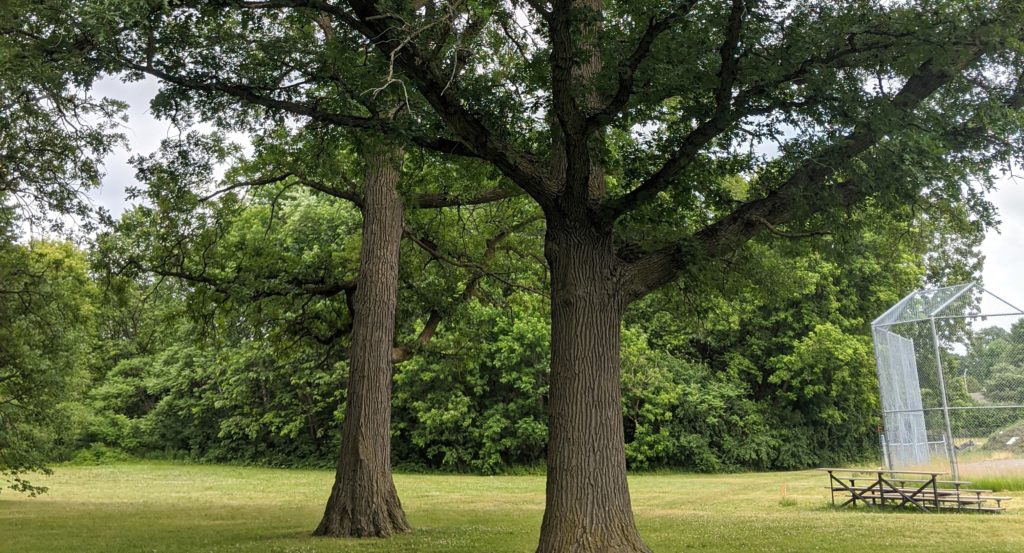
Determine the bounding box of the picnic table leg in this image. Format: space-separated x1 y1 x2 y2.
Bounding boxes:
879 476 930 512
830 473 876 508
828 471 835 506
879 475 885 507
932 475 939 511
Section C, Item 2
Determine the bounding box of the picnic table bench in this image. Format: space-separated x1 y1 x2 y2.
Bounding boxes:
821 468 1012 513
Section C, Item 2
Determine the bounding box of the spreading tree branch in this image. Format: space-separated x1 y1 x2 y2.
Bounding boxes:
392 215 542 362
402 216 546 296
198 173 293 202
585 0 701 132
292 173 365 207
409 186 523 208
622 51 982 300
342 0 553 203
112 55 484 162
602 24 923 221
120 59 381 130
131 258 356 301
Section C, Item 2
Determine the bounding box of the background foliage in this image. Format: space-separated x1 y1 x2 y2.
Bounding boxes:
63 172 981 474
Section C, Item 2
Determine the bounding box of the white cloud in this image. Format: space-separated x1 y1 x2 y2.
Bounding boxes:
91 76 169 218
92 76 255 219
979 171 1024 313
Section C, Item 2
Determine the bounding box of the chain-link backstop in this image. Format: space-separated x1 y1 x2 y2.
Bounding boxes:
873 283 1024 480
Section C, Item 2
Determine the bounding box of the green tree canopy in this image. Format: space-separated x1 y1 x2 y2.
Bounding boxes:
0 222 94 494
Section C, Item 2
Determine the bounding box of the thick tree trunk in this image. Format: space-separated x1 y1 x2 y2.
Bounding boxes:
314 143 411 538
537 222 650 553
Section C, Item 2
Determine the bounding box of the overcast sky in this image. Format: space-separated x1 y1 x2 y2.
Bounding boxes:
89 77 1024 313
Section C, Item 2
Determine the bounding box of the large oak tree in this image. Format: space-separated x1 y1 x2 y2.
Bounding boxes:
103 125 533 536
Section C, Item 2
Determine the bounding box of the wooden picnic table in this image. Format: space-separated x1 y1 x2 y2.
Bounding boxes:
820 468 1011 513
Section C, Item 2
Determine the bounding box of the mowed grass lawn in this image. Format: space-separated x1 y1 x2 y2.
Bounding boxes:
1 463 1022 552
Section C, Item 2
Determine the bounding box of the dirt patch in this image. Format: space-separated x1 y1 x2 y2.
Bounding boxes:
958 458 1024 474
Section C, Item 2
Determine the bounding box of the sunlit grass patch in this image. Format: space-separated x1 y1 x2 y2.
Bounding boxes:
1 463 1021 553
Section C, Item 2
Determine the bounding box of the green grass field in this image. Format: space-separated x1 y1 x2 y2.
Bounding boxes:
1 463 1022 552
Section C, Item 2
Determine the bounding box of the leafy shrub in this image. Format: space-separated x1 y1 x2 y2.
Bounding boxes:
69 444 135 465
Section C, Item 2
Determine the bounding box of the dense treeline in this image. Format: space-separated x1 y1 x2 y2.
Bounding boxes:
33 168 974 474
0 215 95 494
0 137 985 481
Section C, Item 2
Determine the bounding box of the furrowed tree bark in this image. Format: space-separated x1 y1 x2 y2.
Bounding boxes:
537 218 650 553
538 0 650 550
314 140 410 538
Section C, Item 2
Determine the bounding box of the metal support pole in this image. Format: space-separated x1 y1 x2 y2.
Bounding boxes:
880 433 891 470
930 316 959 480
